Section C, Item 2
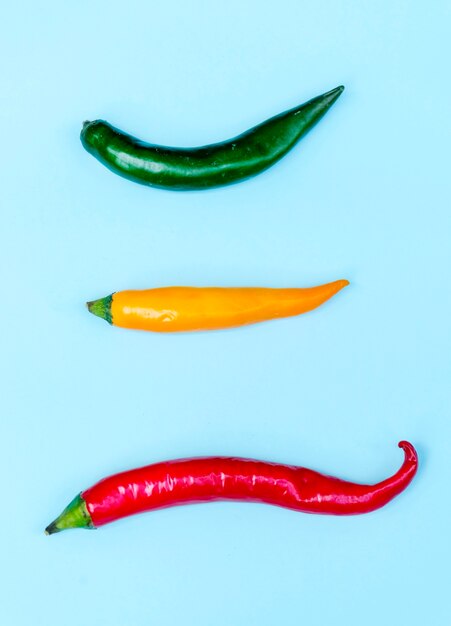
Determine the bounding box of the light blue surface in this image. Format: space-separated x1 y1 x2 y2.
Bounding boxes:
1 1 450 624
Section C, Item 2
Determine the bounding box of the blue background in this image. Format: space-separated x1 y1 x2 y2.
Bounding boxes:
1 1 450 624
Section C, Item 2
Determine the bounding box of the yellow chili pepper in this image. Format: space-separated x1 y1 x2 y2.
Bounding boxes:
86 280 348 333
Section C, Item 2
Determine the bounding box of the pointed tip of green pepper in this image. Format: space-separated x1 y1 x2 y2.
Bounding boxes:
322 85 345 105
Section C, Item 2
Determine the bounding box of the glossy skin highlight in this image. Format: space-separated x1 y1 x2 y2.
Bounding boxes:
80 86 344 190
45 442 418 533
87 280 349 333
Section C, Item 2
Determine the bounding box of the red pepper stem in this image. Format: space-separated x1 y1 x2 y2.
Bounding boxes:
45 494 94 535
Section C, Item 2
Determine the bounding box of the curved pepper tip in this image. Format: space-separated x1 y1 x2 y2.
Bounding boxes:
398 440 418 463
333 279 350 294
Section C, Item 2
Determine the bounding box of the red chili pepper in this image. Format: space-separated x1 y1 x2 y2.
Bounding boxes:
45 441 417 534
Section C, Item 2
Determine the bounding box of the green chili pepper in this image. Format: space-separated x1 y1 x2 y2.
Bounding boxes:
80 85 344 191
